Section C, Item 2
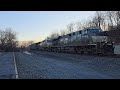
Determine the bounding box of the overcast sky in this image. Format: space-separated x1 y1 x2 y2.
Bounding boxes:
0 11 96 42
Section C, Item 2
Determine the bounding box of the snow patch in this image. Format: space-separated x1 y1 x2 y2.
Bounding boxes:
24 51 32 55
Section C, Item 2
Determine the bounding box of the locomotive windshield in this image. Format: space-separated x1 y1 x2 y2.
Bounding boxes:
87 29 102 33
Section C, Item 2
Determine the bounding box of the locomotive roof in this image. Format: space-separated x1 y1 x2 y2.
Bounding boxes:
41 27 103 42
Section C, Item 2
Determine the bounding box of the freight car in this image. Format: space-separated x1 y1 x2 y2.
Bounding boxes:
37 27 114 55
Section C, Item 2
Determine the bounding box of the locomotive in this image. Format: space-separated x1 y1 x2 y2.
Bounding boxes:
33 26 114 55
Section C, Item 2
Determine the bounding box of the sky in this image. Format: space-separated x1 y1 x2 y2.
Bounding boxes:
0 11 96 42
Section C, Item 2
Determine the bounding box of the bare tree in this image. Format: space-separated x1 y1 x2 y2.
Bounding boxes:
76 22 83 31
48 32 60 39
0 28 18 51
113 11 120 27
0 30 6 49
28 41 35 46
5 28 17 51
67 23 74 33
19 40 34 48
19 40 35 50
59 29 67 36
105 11 120 30
91 11 105 29
105 11 114 27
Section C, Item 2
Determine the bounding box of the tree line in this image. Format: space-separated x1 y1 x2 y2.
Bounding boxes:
0 28 18 51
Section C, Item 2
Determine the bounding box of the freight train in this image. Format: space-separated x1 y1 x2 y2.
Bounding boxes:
30 26 114 55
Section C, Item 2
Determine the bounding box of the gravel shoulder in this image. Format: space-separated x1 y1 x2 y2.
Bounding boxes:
15 51 120 79
31 51 120 78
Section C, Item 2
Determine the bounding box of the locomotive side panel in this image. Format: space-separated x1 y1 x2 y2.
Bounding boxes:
36 27 114 55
